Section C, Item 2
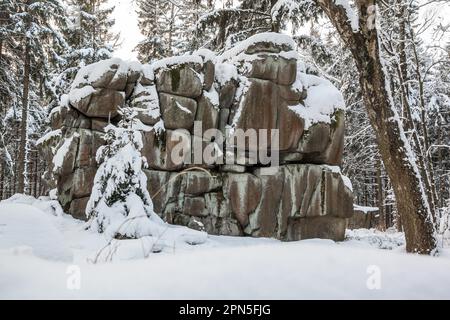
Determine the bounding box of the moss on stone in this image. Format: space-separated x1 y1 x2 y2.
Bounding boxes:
170 67 181 92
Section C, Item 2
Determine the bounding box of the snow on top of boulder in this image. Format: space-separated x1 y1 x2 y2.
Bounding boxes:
323 166 353 192
354 205 379 214
126 61 156 83
128 60 143 73
219 32 296 62
69 85 96 104
150 54 203 72
218 33 298 76
300 72 345 111
215 62 239 86
71 58 128 90
279 50 300 60
141 64 155 82
289 65 345 129
194 48 217 63
60 94 69 107
2 194 65 217
0 202 72 261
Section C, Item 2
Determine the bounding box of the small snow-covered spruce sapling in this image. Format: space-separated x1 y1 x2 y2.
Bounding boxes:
86 107 158 239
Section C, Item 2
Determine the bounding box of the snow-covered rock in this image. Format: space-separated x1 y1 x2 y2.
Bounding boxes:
347 205 380 230
40 32 353 242
0 202 72 262
2 194 65 217
68 58 141 118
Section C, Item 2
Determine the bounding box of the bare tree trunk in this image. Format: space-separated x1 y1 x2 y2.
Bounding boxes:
0 164 4 200
12 125 16 196
396 0 409 125
388 0 437 220
33 149 38 197
29 149 34 197
0 38 4 198
376 157 386 230
363 172 368 206
17 42 30 194
409 27 438 209
437 121 444 208
316 0 436 253
271 0 281 32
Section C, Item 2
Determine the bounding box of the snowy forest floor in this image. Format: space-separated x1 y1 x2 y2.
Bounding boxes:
1 198 450 299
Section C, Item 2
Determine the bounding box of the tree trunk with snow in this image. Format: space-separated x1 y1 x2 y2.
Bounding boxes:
376 157 386 230
17 42 30 194
407 15 438 209
316 0 436 253
392 0 437 216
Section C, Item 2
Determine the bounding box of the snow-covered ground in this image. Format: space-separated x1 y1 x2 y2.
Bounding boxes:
1 198 450 300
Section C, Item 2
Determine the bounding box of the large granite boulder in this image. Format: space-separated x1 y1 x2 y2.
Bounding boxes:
143 164 353 240
159 93 197 130
40 32 353 241
67 58 141 119
154 56 204 98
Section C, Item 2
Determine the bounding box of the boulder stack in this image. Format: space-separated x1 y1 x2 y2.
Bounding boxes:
39 33 354 241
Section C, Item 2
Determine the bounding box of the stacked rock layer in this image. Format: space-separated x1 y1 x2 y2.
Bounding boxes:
39 33 353 241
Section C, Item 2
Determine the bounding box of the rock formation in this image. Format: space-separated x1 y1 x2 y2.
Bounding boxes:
39 33 354 241
347 206 379 230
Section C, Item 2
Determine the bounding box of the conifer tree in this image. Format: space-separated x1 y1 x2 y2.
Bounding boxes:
10 0 70 194
86 107 156 239
52 0 118 99
197 0 317 51
135 0 212 61
0 0 19 177
135 0 169 62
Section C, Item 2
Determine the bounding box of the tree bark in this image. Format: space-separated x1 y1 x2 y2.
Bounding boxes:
316 0 437 253
33 150 38 197
394 32 436 219
376 157 386 230
0 164 4 200
408 18 438 209
17 42 30 194
437 120 445 208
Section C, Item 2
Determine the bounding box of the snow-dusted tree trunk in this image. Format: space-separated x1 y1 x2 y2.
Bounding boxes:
316 0 437 253
17 40 30 194
376 157 386 230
